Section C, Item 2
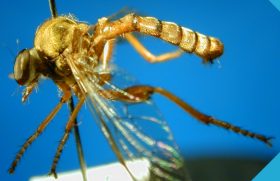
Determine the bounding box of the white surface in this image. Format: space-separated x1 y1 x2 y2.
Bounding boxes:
30 159 150 181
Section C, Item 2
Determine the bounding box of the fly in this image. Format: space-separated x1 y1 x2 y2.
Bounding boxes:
9 0 272 180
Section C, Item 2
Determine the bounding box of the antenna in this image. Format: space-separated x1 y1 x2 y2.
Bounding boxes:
48 0 58 18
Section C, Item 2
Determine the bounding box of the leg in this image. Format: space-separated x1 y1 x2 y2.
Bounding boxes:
100 39 116 70
125 33 183 63
8 93 70 174
68 97 87 181
99 85 272 147
49 96 85 178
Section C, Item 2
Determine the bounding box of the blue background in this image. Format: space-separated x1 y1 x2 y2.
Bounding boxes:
0 0 279 180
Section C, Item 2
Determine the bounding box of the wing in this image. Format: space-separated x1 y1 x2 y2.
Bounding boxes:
66 30 190 181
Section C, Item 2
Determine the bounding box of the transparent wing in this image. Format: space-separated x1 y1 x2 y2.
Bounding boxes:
94 66 190 180
67 31 190 181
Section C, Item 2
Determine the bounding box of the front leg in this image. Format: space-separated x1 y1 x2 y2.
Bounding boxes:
8 89 71 174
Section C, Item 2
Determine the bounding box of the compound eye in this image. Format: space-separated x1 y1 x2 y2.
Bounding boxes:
14 49 31 85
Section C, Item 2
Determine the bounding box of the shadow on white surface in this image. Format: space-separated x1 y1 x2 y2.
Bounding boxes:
30 159 150 181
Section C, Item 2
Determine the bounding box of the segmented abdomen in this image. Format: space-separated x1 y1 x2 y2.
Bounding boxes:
134 15 223 62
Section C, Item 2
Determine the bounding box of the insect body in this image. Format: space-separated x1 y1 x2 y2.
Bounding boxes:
10 9 272 181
